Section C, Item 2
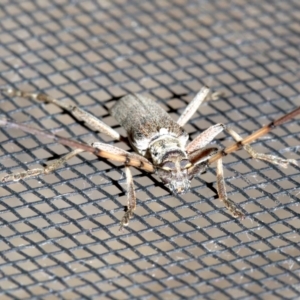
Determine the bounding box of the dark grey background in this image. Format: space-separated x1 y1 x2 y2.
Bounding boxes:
0 0 299 299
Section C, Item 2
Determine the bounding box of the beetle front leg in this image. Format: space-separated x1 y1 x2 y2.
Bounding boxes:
119 166 137 231
216 158 245 219
92 142 152 230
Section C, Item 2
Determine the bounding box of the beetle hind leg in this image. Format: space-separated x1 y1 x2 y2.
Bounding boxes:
1 87 121 141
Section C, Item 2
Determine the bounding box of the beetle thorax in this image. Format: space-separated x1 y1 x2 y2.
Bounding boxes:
149 136 186 164
149 136 192 194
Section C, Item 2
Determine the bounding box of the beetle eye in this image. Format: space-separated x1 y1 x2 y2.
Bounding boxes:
180 159 191 169
162 161 175 170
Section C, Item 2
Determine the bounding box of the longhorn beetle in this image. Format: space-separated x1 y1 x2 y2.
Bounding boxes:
0 87 299 230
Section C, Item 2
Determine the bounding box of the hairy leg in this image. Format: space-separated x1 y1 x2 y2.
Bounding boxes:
187 122 296 168
177 86 222 127
119 166 136 230
225 127 297 168
1 88 121 140
216 158 245 218
2 148 84 182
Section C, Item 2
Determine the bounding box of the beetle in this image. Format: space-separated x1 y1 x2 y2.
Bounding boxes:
0 87 298 230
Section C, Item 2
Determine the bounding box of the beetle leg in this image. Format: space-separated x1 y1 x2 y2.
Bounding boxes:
1 88 121 140
2 148 84 183
119 166 136 231
225 127 297 168
216 158 245 218
177 86 222 127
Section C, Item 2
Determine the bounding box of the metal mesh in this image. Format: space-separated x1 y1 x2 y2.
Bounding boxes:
0 0 299 299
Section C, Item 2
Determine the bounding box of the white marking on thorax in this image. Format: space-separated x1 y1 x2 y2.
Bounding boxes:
131 128 189 156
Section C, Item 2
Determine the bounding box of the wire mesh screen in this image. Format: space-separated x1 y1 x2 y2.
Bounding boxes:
0 0 299 299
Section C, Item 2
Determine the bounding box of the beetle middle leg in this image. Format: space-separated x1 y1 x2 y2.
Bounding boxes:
177 86 222 127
